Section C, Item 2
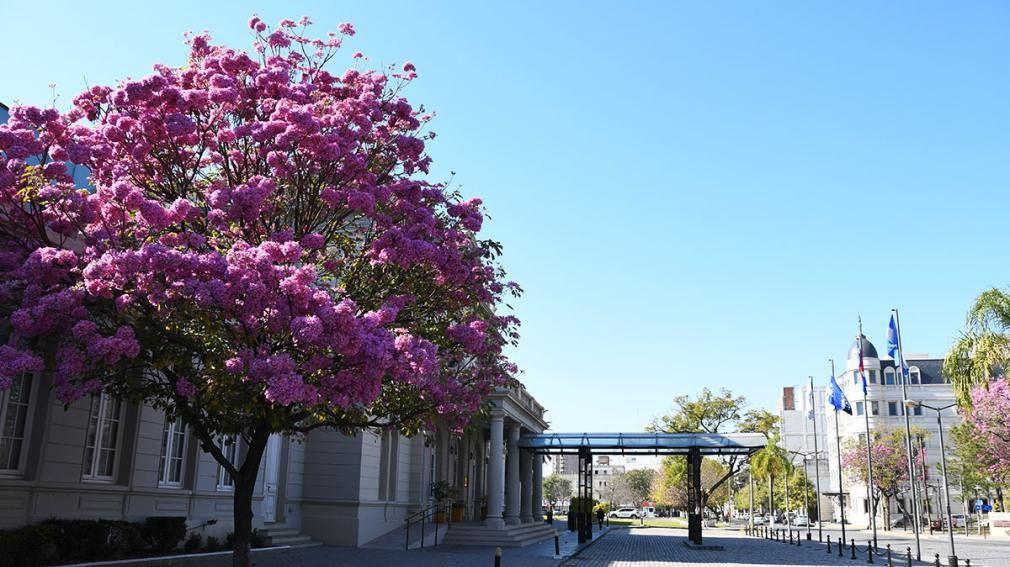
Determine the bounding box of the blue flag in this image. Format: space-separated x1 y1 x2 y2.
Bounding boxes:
887 314 909 379
828 376 852 415
887 315 899 358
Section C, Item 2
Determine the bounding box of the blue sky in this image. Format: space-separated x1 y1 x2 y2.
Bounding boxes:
4 1 1009 433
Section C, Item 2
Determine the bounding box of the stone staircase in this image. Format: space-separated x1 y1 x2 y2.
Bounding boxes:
258 527 321 548
440 522 558 547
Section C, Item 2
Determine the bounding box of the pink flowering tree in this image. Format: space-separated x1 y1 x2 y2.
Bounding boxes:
0 16 519 566
842 429 927 529
964 379 1010 484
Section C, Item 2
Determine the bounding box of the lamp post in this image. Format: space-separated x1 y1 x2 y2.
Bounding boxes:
905 399 958 567
790 449 817 540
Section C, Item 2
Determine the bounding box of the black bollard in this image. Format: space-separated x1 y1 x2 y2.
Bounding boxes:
867 541 874 563
906 547 912 567
789 530 794 544
886 544 893 567
851 539 857 560
934 554 940 567
839 536 844 557
796 530 801 547
827 535 832 553
495 547 502 567
554 535 560 556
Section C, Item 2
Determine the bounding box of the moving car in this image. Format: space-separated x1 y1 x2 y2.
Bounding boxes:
609 507 640 519
793 515 811 527
752 515 767 525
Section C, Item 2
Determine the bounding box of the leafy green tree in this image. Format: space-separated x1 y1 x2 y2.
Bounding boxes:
739 409 780 440
649 388 745 434
543 474 573 509
624 469 657 506
651 456 728 514
943 288 1010 407
652 456 687 509
649 388 760 514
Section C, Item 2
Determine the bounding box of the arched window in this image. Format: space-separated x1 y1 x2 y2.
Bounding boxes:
884 367 896 386
909 366 921 385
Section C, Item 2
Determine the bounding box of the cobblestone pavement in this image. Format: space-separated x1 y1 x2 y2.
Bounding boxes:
564 527 909 566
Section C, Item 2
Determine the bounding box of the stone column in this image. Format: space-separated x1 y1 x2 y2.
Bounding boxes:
485 411 506 529
505 422 522 525
532 454 544 523
520 449 533 523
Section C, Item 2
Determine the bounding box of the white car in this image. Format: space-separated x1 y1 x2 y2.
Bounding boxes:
793 516 812 527
752 516 767 525
609 507 640 519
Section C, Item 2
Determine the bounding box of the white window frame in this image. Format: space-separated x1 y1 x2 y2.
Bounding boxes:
0 374 34 475
909 366 921 385
82 392 122 482
158 418 187 487
378 430 399 501
216 434 239 491
884 367 896 385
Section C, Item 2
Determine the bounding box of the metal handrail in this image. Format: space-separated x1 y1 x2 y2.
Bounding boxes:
404 499 453 550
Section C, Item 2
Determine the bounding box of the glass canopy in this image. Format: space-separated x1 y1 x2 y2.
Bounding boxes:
518 432 767 455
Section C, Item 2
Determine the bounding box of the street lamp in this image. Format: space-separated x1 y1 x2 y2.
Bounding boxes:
905 399 958 567
790 449 818 540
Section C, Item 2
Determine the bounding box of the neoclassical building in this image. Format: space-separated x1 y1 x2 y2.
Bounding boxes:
0 364 553 548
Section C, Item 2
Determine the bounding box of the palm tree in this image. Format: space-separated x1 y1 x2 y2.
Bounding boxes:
943 288 1010 407
751 437 790 519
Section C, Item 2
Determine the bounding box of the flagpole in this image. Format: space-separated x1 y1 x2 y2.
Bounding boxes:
894 308 922 560
810 375 824 542
831 358 847 547
857 320 879 550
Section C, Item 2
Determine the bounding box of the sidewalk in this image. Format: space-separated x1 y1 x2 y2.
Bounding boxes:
84 523 613 567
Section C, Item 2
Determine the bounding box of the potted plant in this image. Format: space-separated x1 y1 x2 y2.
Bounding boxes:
430 481 460 523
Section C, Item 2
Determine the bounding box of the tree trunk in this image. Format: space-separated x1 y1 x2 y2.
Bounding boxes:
232 471 257 567
231 425 271 567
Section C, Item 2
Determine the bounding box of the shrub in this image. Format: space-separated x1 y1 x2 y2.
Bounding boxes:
104 521 146 559
38 519 118 561
205 535 221 552
0 524 58 567
142 516 187 553
183 532 203 553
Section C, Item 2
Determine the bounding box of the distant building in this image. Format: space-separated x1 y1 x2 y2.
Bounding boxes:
779 334 967 528
778 381 832 521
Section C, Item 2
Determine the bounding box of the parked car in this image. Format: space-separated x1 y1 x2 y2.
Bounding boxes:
752 515 767 525
793 515 811 527
948 514 968 529
609 507 640 519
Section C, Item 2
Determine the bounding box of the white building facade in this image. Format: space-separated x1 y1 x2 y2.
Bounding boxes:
826 335 965 528
0 369 553 548
778 382 832 521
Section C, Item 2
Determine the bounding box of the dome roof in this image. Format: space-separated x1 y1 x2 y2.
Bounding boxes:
848 334 878 359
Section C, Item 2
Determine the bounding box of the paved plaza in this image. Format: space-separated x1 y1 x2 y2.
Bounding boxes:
566 528 891 567
92 525 1010 567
